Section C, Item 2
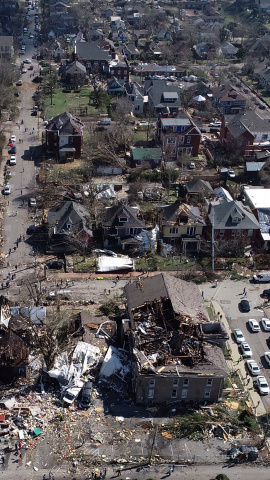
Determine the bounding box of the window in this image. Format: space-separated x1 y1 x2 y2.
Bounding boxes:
171 389 177 398
187 226 196 236
181 389 188 399
170 227 178 234
69 137 73 144
187 136 191 144
231 230 236 237
204 390 211 398
167 137 176 144
119 216 128 222
262 134 268 141
206 379 213 386
183 378 189 386
111 69 114 74
219 229 225 236
180 136 184 142
173 379 179 387
149 379 155 387
66 224 71 230
124 70 127 74
148 389 154 398
248 229 253 237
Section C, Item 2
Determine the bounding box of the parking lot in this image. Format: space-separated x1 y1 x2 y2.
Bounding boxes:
204 278 270 410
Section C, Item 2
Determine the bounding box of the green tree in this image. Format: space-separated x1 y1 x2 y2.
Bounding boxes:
89 86 110 109
42 69 59 105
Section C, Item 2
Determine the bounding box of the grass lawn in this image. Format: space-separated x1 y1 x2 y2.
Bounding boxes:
74 254 97 273
44 86 108 119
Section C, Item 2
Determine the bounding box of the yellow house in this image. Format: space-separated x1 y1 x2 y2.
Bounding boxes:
158 202 206 253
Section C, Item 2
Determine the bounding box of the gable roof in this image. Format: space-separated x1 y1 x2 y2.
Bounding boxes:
225 111 270 139
102 203 145 229
46 112 83 134
75 40 111 62
209 199 260 230
212 83 246 103
125 273 208 321
185 179 213 194
144 79 181 110
47 201 92 235
66 60 86 74
159 202 206 227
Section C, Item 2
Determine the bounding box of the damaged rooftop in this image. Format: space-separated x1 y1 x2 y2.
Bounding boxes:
125 274 229 377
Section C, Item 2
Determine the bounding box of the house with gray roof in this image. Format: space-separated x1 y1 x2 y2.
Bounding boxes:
102 203 145 250
47 201 93 252
144 78 181 116
125 81 145 114
212 84 246 114
122 43 140 60
74 40 112 75
125 273 229 405
183 179 213 200
61 60 86 86
221 111 270 155
205 199 260 254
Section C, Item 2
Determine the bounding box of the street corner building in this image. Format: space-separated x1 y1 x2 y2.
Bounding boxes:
125 274 229 405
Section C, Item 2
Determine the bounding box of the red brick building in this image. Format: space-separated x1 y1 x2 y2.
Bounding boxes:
45 112 84 160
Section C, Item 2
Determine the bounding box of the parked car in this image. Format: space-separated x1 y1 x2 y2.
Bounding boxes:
188 162 195 169
240 341 252 358
23 58 31 64
79 381 93 409
97 118 111 126
261 318 270 331
255 375 269 395
10 135 16 142
29 197 36 207
9 146 16 154
240 299 250 312
233 328 245 344
246 359 260 376
9 155 16 165
248 319 260 332
3 185 11 195
262 289 270 298
228 170 236 178
209 121 221 127
16 80 23 86
264 351 270 366
253 271 270 283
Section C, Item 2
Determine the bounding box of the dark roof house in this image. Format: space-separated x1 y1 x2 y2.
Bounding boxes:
45 112 84 159
102 203 145 250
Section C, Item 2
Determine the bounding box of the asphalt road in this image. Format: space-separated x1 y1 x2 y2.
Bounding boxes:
1 10 40 272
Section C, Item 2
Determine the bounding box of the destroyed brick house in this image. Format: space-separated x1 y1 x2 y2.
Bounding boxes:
125 274 229 405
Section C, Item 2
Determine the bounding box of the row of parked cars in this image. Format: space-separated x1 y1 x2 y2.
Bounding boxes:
233 317 270 395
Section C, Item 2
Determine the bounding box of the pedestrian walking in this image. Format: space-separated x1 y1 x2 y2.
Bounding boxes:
13 247 16 251
201 291 204 298
20 190 22 195
116 469 121 477
168 467 173 476
15 210 18 216
7 200 9 205
18 441 22 449
103 468 107 477
15 442 18 451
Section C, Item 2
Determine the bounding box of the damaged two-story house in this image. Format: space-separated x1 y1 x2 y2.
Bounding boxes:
158 202 206 252
125 273 229 405
45 112 84 160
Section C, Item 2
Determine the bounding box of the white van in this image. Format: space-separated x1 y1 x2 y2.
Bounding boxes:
253 271 270 283
97 118 111 125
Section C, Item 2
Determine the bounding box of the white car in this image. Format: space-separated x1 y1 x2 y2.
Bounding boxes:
246 359 261 376
209 121 221 127
240 341 252 358
233 328 245 344
261 318 270 331
10 135 16 142
228 170 236 178
188 162 195 169
29 197 36 207
10 155 16 165
3 185 11 195
23 58 31 64
255 375 269 395
248 319 260 332
264 351 270 366
62 380 83 405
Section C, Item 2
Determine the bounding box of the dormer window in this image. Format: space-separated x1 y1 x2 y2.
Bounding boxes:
232 216 241 223
119 216 128 222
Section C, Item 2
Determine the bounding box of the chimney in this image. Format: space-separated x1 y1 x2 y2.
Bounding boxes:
111 47 116 60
